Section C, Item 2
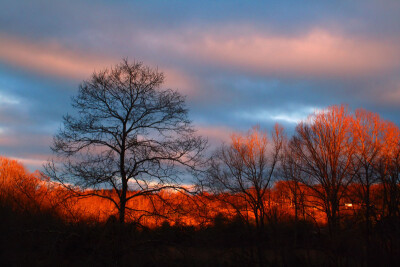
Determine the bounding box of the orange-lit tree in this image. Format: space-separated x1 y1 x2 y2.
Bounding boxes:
201 125 284 231
0 156 27 204
0 156 65 216
376 122 400 219
45 60 207 224
351 109 386 242
280 141 308 243
289 105 357 236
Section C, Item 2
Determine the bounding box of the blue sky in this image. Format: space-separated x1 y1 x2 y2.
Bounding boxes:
1 0 400 170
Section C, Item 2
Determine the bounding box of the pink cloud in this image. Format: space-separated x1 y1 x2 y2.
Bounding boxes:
0 34 202 98
2 28 399 81
195 125 233 145
9 156 47 169
0 34 115 80
144 28 400 78
0 132 52 147
378 84 400 106
160 68 202 97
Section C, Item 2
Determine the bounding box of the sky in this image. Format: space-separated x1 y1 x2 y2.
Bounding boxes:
1 0 400 171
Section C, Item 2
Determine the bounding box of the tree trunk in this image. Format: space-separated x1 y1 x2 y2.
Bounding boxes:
119 188 127 224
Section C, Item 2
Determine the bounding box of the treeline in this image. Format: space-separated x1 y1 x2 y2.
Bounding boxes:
0 156 325 227
199 105 400 245
1 104 400 266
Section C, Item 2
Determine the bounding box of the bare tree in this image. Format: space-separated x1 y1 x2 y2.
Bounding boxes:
45 60 207 224
198 125 283 266
376 122 400 219
280 141 308 244
351 109 387 241
200 125 284 231
289 105 357 236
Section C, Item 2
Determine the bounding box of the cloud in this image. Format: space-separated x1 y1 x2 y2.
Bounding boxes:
3 27 399 96
160 68 204 98
142 28 400 78
0 34 115 80
9 156 47 171
0 33 202 97
0 130 53 172
378 84 400 106
2 9 400 173
235 106 324 125
195 125 233 145
0 129 53 153
0 92 20 105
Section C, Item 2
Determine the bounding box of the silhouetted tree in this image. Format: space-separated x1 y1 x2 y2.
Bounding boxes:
45 60 207 224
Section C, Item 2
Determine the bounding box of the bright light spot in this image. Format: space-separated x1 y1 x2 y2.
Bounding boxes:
270 114 303 124
237 106 320 124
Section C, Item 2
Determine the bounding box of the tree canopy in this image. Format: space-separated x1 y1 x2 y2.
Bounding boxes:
46 60 207 223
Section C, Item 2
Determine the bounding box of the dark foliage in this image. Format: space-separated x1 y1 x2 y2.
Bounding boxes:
1 198 400 267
